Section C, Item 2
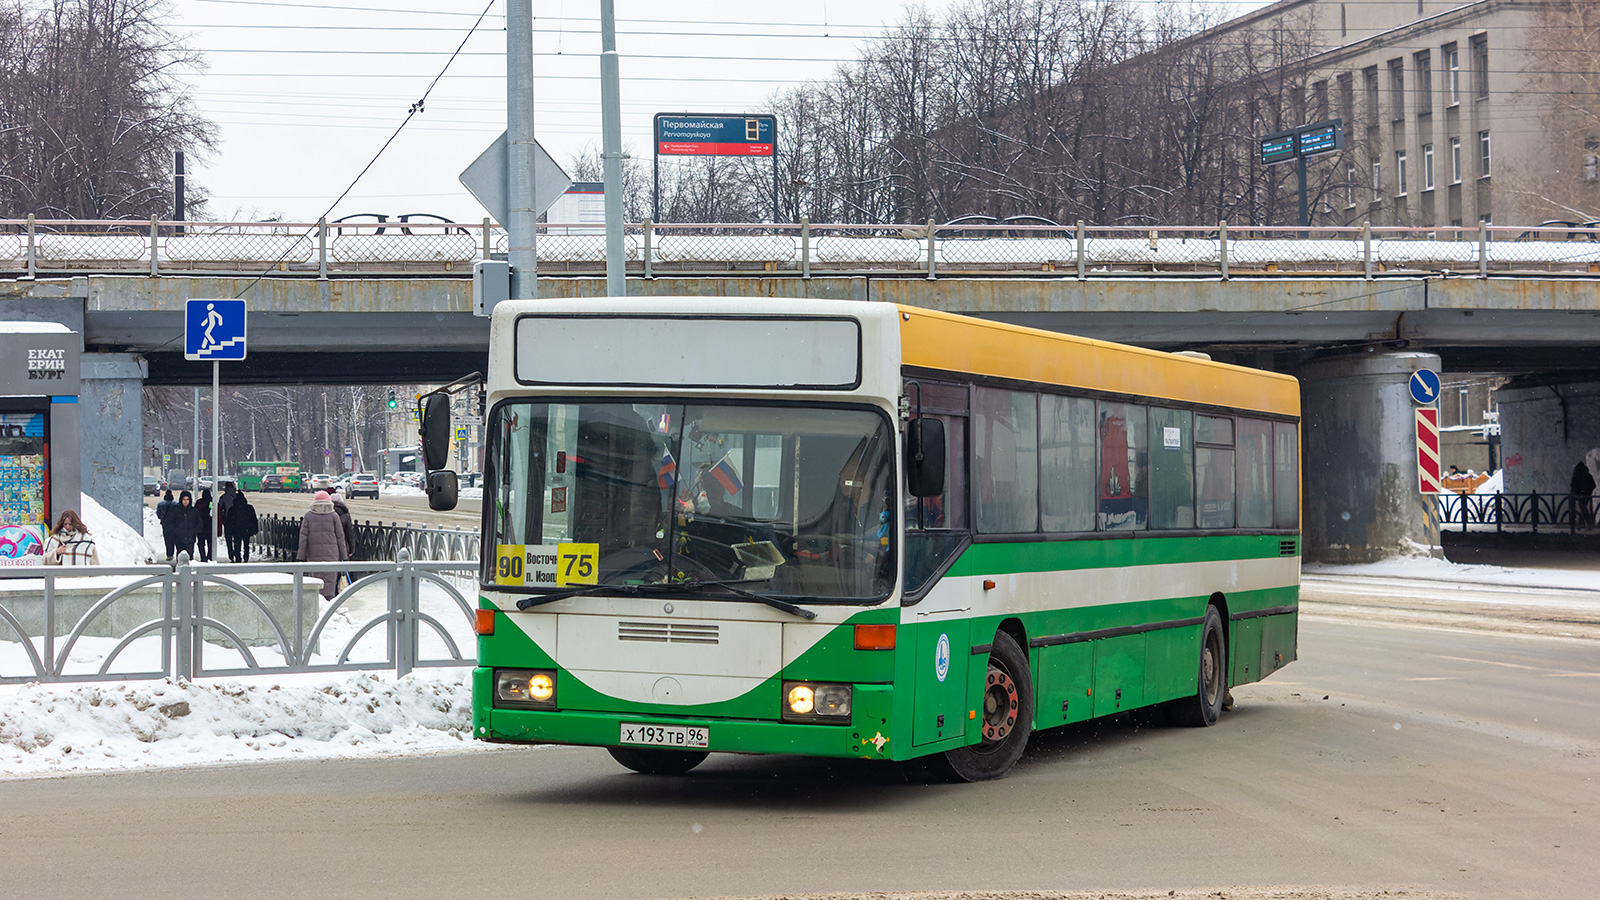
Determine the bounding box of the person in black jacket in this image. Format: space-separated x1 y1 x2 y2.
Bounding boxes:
171 491 202 561
155 490 178 561
196 488 215 562
217 481 240 561
1573 460 1597 529
227 490 260 562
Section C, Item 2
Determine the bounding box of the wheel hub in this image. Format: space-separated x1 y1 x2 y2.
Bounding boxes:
980 664 1020 743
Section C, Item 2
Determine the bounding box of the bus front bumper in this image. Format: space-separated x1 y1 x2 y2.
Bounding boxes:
473 674 899 761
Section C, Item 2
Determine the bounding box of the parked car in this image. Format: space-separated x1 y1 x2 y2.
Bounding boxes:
143 476 161 496
309 473 334 491
261 474 286 492
348 473 381 499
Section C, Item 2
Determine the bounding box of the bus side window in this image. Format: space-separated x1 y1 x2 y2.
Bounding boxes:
1273 422 1299 529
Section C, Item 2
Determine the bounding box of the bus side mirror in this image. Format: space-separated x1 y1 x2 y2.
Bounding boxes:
427 470 459 511
906 418 946 498
419 394 452 472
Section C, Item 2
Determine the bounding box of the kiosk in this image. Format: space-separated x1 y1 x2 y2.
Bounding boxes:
0 322 80 565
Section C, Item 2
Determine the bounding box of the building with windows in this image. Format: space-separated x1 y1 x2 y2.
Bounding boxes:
1189 0 1597 228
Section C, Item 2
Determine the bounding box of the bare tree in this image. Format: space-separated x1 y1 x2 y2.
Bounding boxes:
0 0 214 219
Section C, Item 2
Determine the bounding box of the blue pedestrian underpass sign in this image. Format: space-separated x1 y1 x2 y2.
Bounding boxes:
1409 368 1441 405
185 299 247 361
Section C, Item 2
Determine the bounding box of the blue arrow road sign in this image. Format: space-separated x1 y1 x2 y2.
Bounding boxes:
185 299 247 361
1409 368 1441 405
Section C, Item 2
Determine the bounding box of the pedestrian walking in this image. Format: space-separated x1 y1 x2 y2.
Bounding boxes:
43 510 99 565
227 490 260 562
1573 460 1597 529
327 487 357 590
196 488 215 562
156 489 178 560
217 481 240 561
297 490 348 600
171 491 202 561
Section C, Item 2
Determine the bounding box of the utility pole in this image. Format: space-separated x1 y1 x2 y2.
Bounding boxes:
506 0 537 299
600 0 625 297
192 387 200 490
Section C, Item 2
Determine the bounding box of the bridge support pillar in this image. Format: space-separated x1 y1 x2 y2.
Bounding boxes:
1299 350 1441 563
1496 380 1600 498
79 353 148 532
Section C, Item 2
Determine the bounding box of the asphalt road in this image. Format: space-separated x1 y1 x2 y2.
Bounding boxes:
2 602 1595 899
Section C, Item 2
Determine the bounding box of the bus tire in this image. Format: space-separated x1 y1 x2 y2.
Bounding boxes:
606 746 709 775
939 630 1033 782
1171 605 1226 727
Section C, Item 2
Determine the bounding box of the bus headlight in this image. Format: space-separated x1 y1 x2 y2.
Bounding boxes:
782 681 851 722
495 669 557 709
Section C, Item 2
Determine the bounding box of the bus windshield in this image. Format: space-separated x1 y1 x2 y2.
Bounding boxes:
485 401 896 602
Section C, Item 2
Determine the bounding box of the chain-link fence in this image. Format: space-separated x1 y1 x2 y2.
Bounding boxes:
5 217 1600 278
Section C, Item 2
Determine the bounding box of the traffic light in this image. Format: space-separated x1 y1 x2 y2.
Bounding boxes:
387 390 397 410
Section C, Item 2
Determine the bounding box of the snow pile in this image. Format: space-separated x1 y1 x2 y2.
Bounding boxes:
0 669 498 777
1305 556 1600 593
78 494 160 566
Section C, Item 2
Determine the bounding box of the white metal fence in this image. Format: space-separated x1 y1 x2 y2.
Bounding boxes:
5 217 1599 278
0 550 478 685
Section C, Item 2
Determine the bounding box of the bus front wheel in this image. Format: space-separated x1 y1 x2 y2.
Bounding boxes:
1170 605 1226 727
606 746 709 775
939 630 1033 782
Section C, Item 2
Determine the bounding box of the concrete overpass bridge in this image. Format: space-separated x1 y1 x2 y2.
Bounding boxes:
4 218 1599 563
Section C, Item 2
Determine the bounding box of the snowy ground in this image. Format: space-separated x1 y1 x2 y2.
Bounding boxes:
0 668 501 778
5 492 1596 781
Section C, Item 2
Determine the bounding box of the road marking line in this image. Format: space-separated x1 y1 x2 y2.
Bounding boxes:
1542 672 1600 678
1436 655 1543 671
1405 677 1458 681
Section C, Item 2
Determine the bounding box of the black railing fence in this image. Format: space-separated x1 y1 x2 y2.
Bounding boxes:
1434 492 1599 533
252 514 480 563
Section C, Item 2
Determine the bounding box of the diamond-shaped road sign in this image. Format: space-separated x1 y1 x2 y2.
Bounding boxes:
459 132 572 226
184 299 247 361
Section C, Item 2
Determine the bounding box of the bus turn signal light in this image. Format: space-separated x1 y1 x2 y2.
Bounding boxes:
474 609 496 635
853 624 896 650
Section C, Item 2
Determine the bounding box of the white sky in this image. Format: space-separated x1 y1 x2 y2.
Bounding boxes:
166 0 1274 224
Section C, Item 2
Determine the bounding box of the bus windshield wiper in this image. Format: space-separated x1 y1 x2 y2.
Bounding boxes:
513 579 818 620
514 582 682 610
684 580 818 620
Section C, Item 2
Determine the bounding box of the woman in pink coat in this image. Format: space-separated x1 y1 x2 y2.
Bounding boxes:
297 491 348 599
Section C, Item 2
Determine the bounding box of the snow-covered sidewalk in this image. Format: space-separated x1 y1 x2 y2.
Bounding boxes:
0 668 502 779
1304 555 1600 594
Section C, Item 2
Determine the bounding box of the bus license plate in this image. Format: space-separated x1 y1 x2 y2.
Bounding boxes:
619 723 708 749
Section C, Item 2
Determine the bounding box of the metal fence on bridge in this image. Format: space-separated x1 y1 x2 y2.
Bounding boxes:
1434 492 1600 534
0 551 478 685
5 217 1600 279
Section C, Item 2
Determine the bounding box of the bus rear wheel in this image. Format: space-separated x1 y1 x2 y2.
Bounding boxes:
939 630 1033 782
1170 605 1226 727
606 746 709 775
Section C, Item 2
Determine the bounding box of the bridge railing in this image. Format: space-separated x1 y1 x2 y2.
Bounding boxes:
0 550 477 684
1434 491 1599 533
5 217 1599 279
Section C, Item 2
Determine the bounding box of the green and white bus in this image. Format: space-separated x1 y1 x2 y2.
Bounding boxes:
466 298 1300 780
235 460 303 492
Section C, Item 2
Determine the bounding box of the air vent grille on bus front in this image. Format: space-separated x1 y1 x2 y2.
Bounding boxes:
1279 539 1298 556
618 621 720 644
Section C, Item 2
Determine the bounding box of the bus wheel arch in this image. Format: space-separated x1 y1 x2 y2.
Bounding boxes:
1169 602 1227 728
1208 591 1231 672
938 627 1033 782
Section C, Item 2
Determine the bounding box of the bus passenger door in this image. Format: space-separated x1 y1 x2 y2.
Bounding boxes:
911 616 969 746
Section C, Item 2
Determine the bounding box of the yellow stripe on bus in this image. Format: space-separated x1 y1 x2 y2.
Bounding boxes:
897 305 1300 416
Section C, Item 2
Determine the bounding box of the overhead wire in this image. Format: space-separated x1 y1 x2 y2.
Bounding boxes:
226 0 498 301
